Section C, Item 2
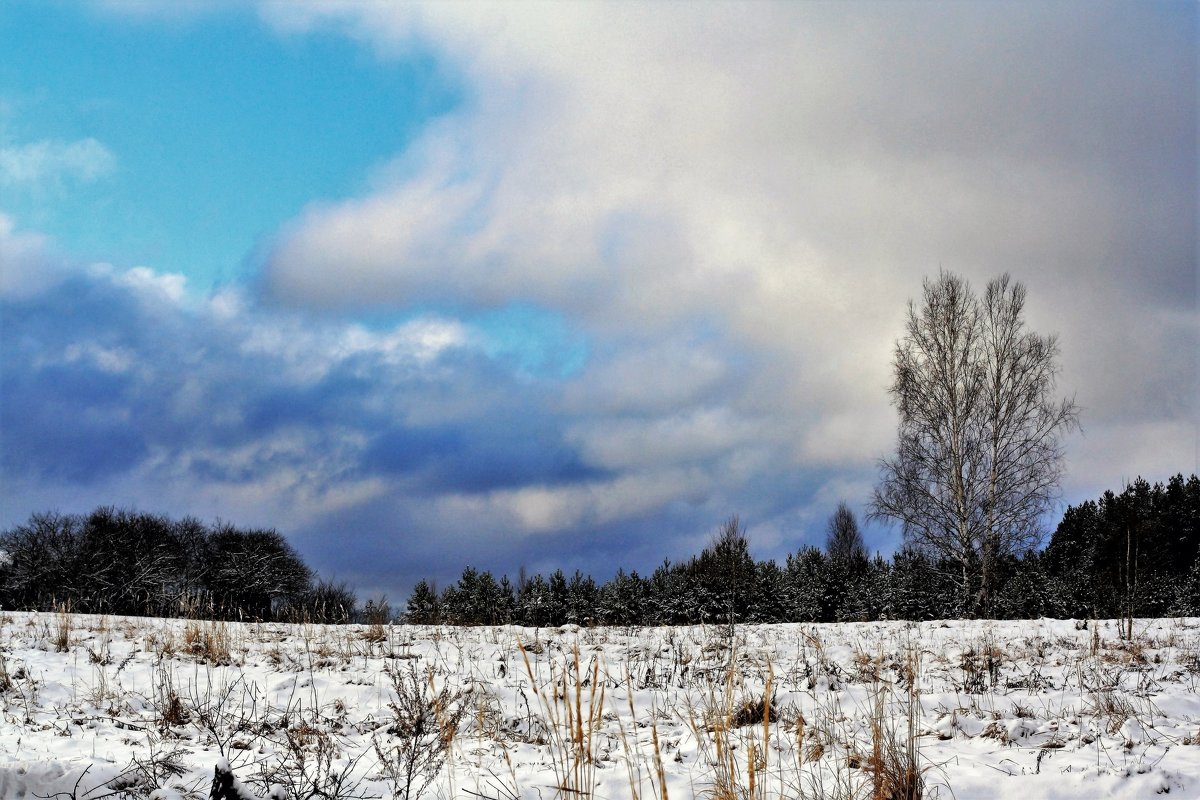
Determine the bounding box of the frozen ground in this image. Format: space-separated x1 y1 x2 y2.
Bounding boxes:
1 611 1197 799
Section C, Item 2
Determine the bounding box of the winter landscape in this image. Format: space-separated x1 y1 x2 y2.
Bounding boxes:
2 611 1199 800
3 3 1197 799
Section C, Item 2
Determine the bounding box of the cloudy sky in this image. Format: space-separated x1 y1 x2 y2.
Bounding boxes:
2 0 1196 600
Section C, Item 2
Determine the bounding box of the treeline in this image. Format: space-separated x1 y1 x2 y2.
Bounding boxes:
3 475 1196 626
1044 474 1200 618
0 507 357 622
410 475 1200 626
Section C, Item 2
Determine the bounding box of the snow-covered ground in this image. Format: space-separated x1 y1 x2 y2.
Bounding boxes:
1 612 1197 799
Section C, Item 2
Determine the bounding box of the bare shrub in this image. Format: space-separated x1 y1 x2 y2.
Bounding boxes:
373 660 467 800
106 743 190 797
260 724 371 800
1090 691 1136 734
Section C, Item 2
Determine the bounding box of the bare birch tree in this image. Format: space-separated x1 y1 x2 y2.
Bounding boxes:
870 271 1079 615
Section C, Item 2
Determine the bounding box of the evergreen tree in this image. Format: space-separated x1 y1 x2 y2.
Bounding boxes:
546 569 569 626
597 569 646 626
472 570 505 625
1172 559 1200 616
1043 500 1106 617
784 547 832 622
565 570 598 625
516 573 551 627
840 554 889 622
1044 475 1200 618
690 516 757 623
992 552 1055 619
887 548 954 621
497 575 517 624
751 560 788 623
646 560 690 625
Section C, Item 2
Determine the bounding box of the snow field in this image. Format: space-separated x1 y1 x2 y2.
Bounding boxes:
0 612 1198 799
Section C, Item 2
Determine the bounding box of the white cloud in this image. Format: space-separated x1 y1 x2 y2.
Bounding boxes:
566 408 764 472
0 212 68 298
233 307 472 386
561 338 731 417
114 265 188 303
0 137 115 189
62 342 135 374
258 0 1196 493
437 468 706 535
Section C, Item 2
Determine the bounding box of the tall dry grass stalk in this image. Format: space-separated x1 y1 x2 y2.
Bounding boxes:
612 664 671 800
53 603 72 653
867 646 924 800
519 639 606 797
687 642 778 800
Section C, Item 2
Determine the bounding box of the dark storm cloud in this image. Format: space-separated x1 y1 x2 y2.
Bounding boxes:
362 422 604 494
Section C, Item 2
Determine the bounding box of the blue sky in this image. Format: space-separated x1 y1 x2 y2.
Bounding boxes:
1 1 460 290
2 1 1196 600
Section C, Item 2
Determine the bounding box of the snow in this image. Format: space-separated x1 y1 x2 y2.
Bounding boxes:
0 612 1197 798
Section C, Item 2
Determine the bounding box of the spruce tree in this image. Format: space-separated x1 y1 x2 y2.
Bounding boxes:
405 579 441 624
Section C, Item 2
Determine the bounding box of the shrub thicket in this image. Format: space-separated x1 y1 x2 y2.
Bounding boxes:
0 507 354 622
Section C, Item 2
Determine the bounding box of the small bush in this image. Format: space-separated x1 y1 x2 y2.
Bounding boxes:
374 661 467 800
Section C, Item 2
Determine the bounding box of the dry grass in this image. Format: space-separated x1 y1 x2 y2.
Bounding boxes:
12 612 1200 799
183 619 232 664
145 626 178 659
519 639 607 797
361 621 388 644
1090 691 1137 735
866 651 924 800
52 604 72 653
687 648 777 800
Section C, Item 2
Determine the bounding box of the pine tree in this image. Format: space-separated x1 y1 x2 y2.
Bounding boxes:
516 573 550 627
565 570 598 625
497 575 516 624
784 547 831 622
597 569 646 626
647 560 690 625
751 560 787 623
690 516 757 623
405 579 441 624
1172 559 1200 616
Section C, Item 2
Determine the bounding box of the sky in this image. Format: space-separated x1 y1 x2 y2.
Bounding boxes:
1 0 1196 601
